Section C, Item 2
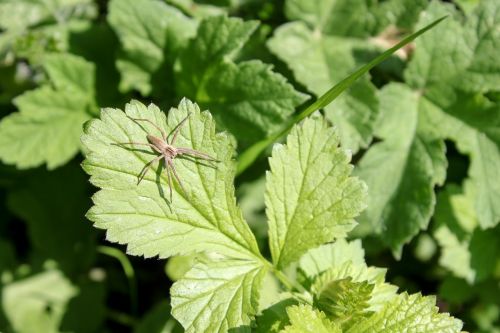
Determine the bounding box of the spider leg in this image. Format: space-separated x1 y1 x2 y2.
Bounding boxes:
164 157 173 202
137 154 163 184
169 113 191 145
176 147 219 161
116 142 152 147
130 118 167 140
167 158 187 196
116 142 162 154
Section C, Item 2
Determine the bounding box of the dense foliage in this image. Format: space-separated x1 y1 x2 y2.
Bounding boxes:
0 0 499 332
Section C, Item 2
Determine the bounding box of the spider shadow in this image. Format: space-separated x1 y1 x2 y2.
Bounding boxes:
176 155 219 170
154 159 173 212
111 143 156 156
112 142 172 210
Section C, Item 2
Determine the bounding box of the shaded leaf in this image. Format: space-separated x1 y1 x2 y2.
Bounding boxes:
0 53 96 169
176 15 306 145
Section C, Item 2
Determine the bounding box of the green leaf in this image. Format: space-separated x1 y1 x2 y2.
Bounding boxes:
456 0 500 93
81 99 261 260
7 165 96 275
2 269 78 333
424 90 500 229
347 293 463 333
171 258 267 333
354 83 447 257
176 15 306 145
284 0 378 37
237 15 447 175
0 53 96 169
298 239 366 279
268 22 379 153
265 116 367 269
0 0 97 63
310 261 398 313
406 0 500 93
314 277 374 327
108 0 196 95
433 183 477 282
0 0 96 32
255 299 298 333
281 304 341 333
165 254 200 282
404 2 471 89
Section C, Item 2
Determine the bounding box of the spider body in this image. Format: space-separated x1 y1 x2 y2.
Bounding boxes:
117 113 217 201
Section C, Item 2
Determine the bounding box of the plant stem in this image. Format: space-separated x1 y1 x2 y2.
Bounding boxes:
98 246 138 316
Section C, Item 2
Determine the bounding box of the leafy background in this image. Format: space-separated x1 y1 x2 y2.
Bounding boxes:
0 0 499 332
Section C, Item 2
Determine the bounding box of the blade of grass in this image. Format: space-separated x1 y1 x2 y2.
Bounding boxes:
236 16 448 175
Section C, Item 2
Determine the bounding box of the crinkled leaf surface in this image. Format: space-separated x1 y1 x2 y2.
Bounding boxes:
404 2 471 89
2 269 78 333
266 116 367 269
355 1 500 252
406 3 500 230
311 261 397 312
424 89 500 229
281 304 341 333
81 99 260 260
171 258 267 333
108 0 196 95
0 53 96 169
354 83 447 257
284 0 379 37
456 0 500 92
176 15 306 145
314 277 374 328
268 22 379 153
298 239 365 279
347 293 463 333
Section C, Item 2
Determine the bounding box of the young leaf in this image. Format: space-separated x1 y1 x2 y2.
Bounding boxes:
281 304 341 333
108 0 196 95
347 293 463 333
314 277 374 327
176 15 307 145
171 258 267 333
354 83 447 257
0 53 96 169
298 239 366 279
310 261 398 313
81 99 261 260
3 269 78 333
265 116 367 269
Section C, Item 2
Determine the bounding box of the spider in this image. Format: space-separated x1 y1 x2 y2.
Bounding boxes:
118 113 217 201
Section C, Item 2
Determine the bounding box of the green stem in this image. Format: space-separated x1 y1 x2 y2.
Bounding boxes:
98 246 138 316
107 309 137 327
